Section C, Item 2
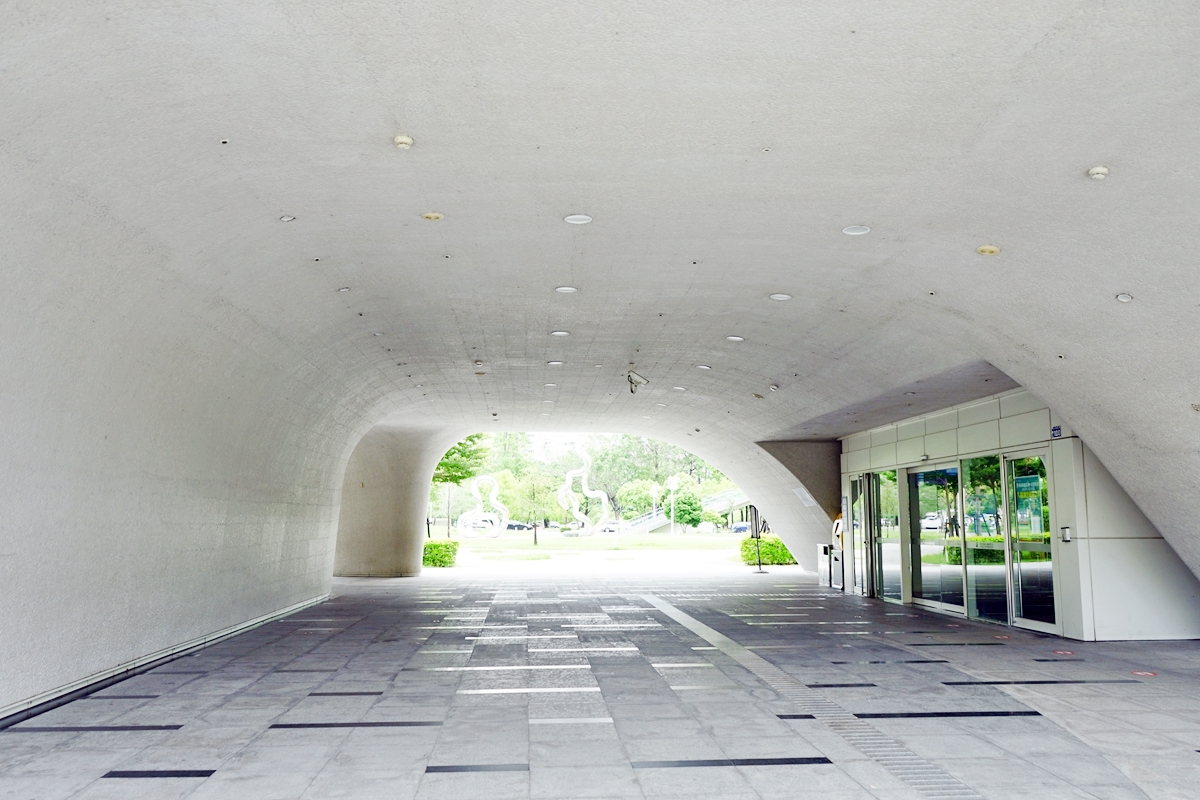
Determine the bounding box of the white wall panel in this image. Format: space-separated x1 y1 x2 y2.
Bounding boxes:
999 409 1051 447
957 421 1000 454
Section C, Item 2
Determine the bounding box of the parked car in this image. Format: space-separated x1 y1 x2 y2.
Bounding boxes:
506 521 533 530
920 512 944 530
733 521 750 533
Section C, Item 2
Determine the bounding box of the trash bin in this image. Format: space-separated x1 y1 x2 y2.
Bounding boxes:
816 544 831 587
830 548 844 590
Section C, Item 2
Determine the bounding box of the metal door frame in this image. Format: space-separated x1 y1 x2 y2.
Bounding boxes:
1001 447 1061 635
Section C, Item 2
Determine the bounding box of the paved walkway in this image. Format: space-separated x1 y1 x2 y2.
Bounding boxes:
3 572 1199 799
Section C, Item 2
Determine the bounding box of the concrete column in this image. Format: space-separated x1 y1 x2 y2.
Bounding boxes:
334 425 459 577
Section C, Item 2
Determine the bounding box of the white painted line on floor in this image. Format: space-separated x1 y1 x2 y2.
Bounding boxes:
743 621 871 626
528 647 639 653
651 664 716 668
422 665 592 671
416 650 475 654
466 635 576 640
457 687 602 695
529 718 613 725
669 685 740 690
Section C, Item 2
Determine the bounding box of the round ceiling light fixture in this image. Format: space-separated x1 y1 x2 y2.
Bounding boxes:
842 225 870 235
373 332 384 336
421 212 444 220
337 287 351 292
474 360 484 367
547 360 564 366
655 403 667 407
1088 166 1109 180
769 293 792 301
550 331 570 337
1116 293 1133 303
393 135 414 149
696 364 711 370
977 245 1000 255
673 386 686 392
543 400 553 404
545 383 557 387
725 335 745 342
555 286 578 293
769 385 779 392
564 214 592 224
280 215 296 222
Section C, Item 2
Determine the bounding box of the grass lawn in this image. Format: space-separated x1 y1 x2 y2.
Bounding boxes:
437 528 742 560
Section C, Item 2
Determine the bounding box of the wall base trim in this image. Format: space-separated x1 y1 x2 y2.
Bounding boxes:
0 593 329 729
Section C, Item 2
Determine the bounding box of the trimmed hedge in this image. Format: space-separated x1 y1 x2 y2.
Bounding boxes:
740 536 797 566
423 540 460 567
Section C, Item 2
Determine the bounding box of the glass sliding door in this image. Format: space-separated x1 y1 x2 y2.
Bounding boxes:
962 456 1008 623
1007 454 1055 625
907 466 963 609
872 471 902 601
850 477 869 595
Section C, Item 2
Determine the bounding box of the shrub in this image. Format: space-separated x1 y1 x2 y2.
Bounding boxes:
740 536 797 566
423 540 459 567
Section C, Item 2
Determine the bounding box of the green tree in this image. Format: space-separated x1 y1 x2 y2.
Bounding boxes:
433 434 488 485
485 432 531 477
616 479 661 519
667 492 703 528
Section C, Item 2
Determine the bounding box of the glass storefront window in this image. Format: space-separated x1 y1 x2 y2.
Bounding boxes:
963 456 1007 623
1008 456 1055 624
907 466 962 607
873 470 902 601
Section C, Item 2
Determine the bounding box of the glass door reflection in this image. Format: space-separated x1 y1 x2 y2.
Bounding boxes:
962 456 1008 623
1007 454 1055 625
907 466 963 609
850 476 869 595
872 471 902 601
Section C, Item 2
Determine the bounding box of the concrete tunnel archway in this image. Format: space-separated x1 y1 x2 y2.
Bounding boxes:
331 423 842 577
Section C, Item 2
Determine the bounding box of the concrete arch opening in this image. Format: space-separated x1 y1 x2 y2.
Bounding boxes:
332 429 839 578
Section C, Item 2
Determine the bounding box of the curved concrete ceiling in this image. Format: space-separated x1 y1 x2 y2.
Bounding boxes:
3 1 1200 710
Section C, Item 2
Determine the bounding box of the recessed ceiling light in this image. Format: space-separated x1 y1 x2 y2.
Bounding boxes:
550 331 570 337
555 286 578 293
1088 166 1109 180
415 384 423 388
594 364 602 368
655 403 666 407
547 361 563 366
373 332 384 336
696 365 711 370
769 385 779 391
904 391 917 396
544 383 557 387
422 212 443 220
673 387 686 391
474 360 484 366
976 245 1000 255
393 135 414 149
543 400 553 404
769 293 792 301
542 413 550 416
1116 293 1133 303
280 215 296 222
842 225 870 235
564 215 592 224
725 335 745 342
337 287 351 292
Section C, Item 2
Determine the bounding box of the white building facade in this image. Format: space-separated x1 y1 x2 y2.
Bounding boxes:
837 389 1200 641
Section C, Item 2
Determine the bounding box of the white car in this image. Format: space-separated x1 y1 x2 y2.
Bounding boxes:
920 512 944 530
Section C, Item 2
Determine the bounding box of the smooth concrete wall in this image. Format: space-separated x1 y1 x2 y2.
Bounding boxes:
1080 447 1200 640
334 425 461 577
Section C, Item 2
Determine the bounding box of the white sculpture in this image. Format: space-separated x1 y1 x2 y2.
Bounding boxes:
557 444 610 536
455 475 509 538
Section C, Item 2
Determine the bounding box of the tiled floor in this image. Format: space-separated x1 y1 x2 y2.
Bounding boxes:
4 572 1200 799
